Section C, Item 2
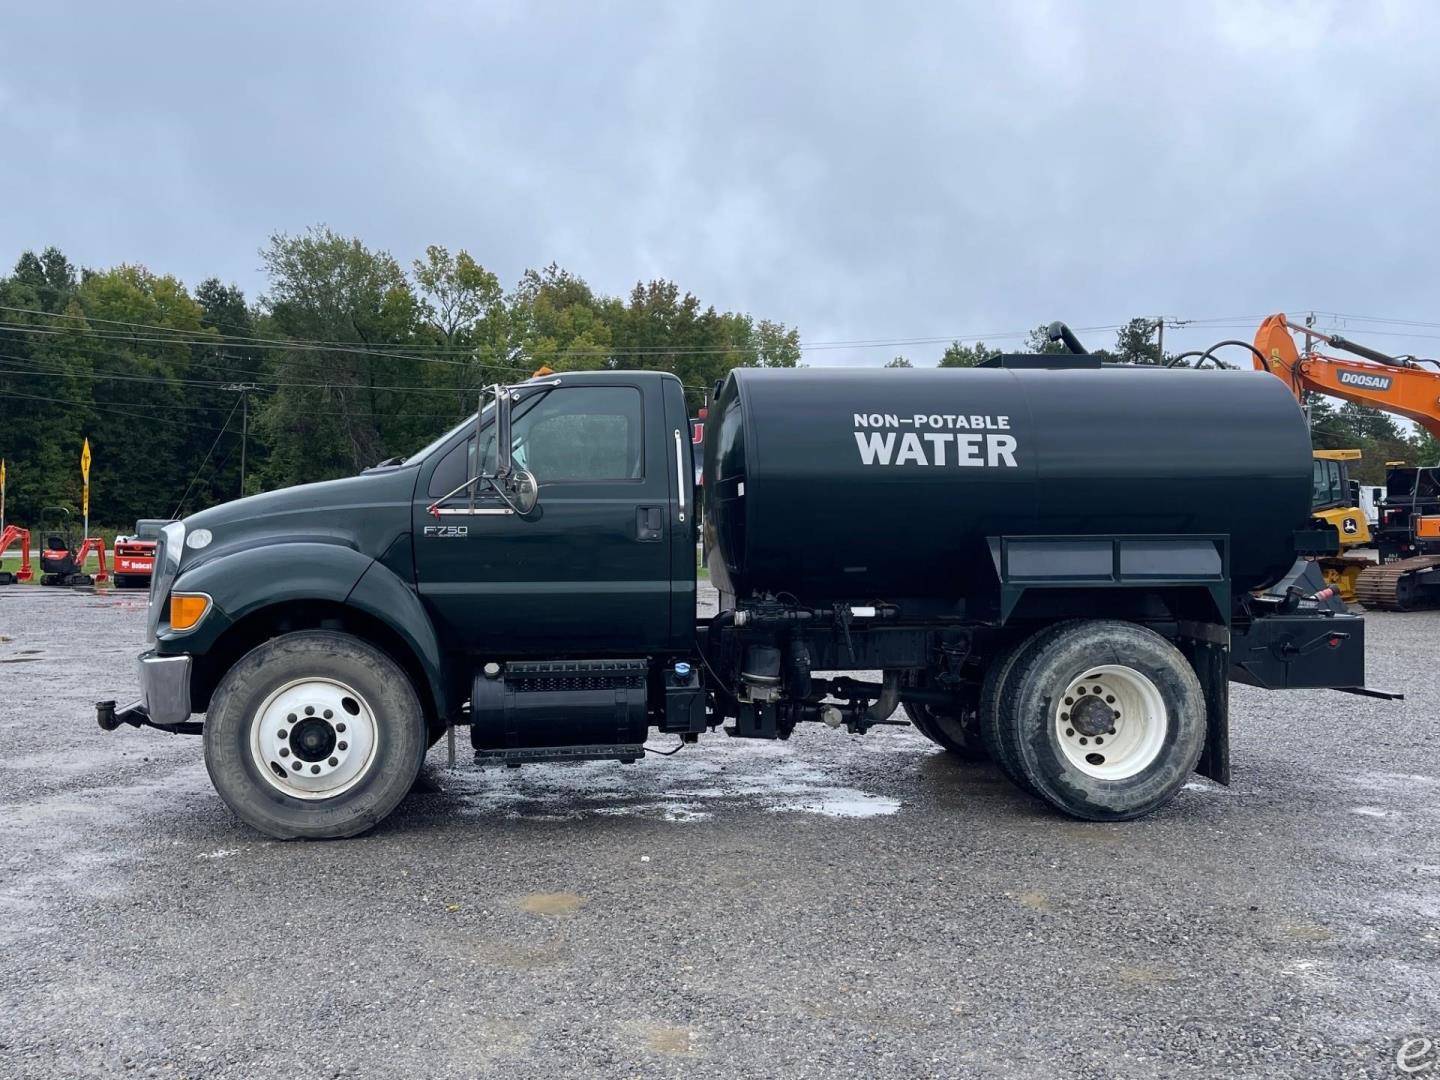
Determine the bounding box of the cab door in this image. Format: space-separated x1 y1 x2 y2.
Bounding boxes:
412 381 674 657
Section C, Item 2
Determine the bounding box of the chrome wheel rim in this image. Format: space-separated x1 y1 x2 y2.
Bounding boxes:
1054 665 1167 780
249 677 379 800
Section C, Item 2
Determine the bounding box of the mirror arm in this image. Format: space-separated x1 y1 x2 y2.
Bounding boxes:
480 474 527 515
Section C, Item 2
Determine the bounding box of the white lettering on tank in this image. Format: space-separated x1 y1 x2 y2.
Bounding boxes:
956 434 984 466
894 432 927 465
854 430 896 464
923 432 950 465
987 434 1018 467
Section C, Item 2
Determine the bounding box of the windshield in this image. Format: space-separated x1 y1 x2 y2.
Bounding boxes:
403 404 493 465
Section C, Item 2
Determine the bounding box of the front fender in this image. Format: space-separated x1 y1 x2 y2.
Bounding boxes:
346 560 449 718
168 542 372 644
161 542 448 720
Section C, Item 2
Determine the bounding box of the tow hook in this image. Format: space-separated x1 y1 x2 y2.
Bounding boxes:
96 699 145 731
95 699 200 734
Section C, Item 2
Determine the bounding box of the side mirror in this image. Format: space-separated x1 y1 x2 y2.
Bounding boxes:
476 383 514 480
507 469 539 515
495 386 514 478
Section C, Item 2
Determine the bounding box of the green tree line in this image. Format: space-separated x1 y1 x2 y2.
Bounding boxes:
0 228 801 525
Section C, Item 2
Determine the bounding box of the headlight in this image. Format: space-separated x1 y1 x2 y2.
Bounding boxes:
161 522 185 575
147 522 187 641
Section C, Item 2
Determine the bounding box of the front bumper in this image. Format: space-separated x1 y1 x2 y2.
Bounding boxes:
96 650 195 732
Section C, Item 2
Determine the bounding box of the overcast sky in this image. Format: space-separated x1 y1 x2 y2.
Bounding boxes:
3 1 1439 365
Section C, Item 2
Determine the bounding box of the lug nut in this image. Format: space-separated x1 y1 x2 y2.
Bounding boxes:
310 764 320 774
286 713 296 723
337 741 347 751
323 709 333 719
328 757 338 767
304 706 315 716
277 729 288 739
279 748 290 758
336 723 346 733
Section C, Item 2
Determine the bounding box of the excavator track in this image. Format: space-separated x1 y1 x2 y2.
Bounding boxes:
1353 556 1440 611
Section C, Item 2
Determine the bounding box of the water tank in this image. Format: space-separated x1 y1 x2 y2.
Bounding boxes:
702 364 1312 605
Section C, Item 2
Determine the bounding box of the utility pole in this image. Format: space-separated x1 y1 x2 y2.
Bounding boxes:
222 383 259 497
1155 316 1165 364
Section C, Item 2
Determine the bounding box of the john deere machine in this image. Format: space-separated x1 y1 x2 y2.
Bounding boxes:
1307 448 1373 602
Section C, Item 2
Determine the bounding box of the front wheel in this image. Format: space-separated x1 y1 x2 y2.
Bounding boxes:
203 630 426 839
1001 620 1205 821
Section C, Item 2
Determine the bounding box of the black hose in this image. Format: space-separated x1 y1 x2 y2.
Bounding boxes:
1166 340 1265 369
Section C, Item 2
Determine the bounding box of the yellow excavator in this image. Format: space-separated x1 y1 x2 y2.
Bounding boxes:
1308 448 1372 602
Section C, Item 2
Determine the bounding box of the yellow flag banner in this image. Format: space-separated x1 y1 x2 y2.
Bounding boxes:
0 458 6 490
81 438 92 483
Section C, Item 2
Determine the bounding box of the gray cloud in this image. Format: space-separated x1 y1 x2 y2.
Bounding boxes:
3 0 1439 363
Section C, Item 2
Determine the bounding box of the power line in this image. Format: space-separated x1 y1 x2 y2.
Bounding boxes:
172 398 241 518
0 386 235 432
0 302 1142 359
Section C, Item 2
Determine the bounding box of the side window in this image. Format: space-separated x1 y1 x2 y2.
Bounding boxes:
1312 460 1328 507
426 386 643 497
427 437 476 497
511 387 644 482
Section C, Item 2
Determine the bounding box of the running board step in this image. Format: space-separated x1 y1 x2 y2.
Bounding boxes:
475 744 646 768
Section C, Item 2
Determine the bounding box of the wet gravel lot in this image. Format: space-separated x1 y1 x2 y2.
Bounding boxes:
1 583 1438 1079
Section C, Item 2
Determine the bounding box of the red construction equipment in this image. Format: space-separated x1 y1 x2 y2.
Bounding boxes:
0 525 32 584
112 519 166 588
38 506 108 586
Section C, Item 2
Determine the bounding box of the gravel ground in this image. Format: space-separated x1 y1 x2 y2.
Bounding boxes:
1 583 1437 1079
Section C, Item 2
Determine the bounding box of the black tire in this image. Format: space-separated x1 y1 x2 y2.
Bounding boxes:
1003 620 1205 821
114 574 134 589
979 622 1082 795
203 630 426 839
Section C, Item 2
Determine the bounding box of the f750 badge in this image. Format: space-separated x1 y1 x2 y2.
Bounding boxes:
423 525 469 538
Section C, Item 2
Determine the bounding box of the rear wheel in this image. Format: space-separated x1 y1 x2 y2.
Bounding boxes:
903 675 986 761
1001 620 1205 821
203 630 426 839
979 623 1082 795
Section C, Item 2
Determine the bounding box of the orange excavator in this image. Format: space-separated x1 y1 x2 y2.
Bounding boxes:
1251 314 1440 609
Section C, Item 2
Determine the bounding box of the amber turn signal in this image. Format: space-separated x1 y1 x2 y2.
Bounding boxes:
169 593 211 632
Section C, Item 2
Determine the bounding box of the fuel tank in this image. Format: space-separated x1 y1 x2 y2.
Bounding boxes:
703 363 1312 605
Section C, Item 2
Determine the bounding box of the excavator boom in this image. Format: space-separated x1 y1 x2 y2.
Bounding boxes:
1253 314 1440 439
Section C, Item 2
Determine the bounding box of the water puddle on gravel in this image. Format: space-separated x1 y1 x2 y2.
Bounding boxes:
442 738 901 824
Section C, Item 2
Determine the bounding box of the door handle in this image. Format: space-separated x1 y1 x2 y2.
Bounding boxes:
637 505 664 542
674 429 687 524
